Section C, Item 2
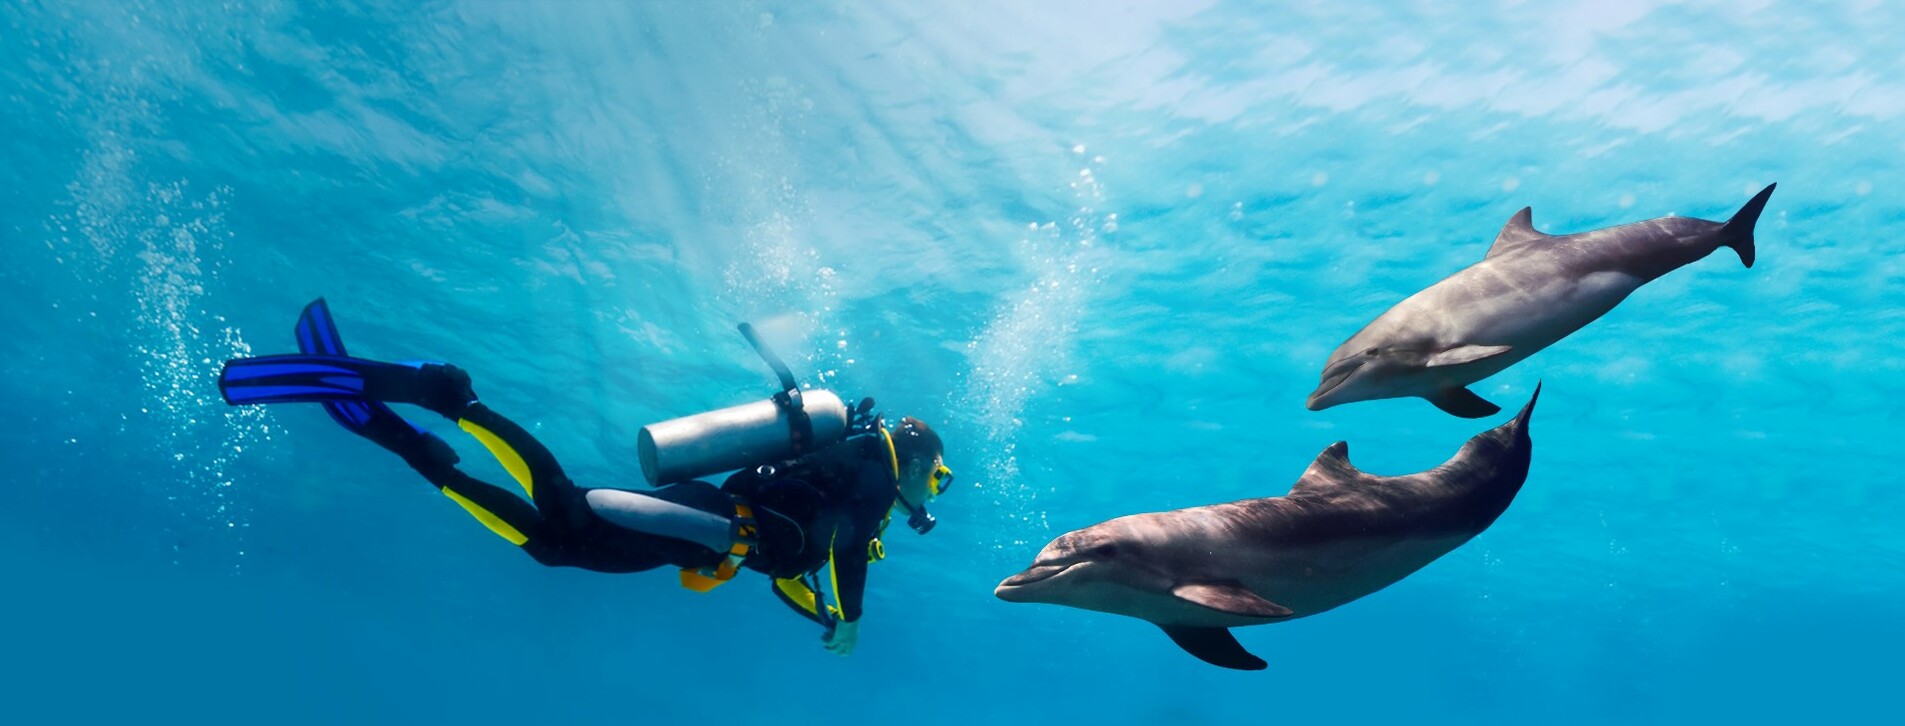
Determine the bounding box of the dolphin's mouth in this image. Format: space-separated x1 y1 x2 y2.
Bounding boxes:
1306 359 1362 409
995 561 1084 601
998 562 1074 588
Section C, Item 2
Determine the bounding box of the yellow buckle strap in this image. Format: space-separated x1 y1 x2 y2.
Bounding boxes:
680 500 758 593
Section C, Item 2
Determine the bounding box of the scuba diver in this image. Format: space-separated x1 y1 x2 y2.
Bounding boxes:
218 299 952 656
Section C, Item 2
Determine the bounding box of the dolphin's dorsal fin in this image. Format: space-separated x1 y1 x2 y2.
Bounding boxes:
1484 207 1545 259
1171 582 1295 618
1159 625 1268 670
1292 441 1359 493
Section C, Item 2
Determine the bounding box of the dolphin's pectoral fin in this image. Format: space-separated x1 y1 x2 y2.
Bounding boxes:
1171 581 1296 618
1426 387 1501 418
1160 625 1267 671
1485 207 1546 259
1425 344 1513 367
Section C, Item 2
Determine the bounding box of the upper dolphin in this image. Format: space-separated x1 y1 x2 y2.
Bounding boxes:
996 388 1538 670
1307 184 1775 417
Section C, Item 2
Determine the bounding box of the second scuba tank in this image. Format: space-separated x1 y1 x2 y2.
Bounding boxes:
638 389 849 485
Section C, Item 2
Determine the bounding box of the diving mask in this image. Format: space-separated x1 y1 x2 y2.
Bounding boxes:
929 465 954 497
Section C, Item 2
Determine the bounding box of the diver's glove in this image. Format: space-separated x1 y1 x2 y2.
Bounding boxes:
822 618 860 656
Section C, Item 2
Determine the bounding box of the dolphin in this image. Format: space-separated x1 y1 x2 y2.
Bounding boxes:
1307 184 1774 417
995 387 1538 670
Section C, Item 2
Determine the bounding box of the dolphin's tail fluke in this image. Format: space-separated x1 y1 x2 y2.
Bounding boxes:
1718 183 1776 268
1512 381 1540 434
1473 382 1540 455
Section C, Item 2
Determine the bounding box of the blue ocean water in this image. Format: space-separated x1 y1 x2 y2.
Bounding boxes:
5 1 1901 722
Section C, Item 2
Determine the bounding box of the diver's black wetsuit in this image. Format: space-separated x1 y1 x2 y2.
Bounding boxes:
398 371 898 621
719 434 897 621
399 401 716 572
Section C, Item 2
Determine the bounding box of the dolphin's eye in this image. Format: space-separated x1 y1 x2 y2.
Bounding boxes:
1091 544 1118 558
1363 347 1380 356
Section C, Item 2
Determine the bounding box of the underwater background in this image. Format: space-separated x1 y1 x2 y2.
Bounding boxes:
5 1 1901 723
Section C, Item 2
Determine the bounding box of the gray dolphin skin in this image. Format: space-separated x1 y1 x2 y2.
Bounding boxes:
1307 184 1775 418
995 388 1539 670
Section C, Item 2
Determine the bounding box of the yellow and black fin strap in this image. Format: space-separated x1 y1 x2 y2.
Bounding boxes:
775 574 842 626
866 537 885 563
816 572 842 623
774 577 826 625
441 488 529 545
458 418 534 498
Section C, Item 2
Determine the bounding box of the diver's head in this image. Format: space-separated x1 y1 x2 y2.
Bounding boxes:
892 416 950 533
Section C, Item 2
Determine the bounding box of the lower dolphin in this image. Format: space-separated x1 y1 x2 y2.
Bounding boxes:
995 387 1540 670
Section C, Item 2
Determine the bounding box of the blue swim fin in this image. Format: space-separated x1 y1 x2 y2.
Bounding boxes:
218 354 418 405
219 299 460 468
295 298 408 434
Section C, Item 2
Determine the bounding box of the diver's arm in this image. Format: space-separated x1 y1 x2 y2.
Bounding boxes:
831 438 899 624
831 536 871 623
820 536 867 656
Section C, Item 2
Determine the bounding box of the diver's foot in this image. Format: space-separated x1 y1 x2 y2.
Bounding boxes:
414 363 478 420
350 404 462 470
399 430 461 472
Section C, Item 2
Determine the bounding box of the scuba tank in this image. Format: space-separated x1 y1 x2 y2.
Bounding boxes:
638 323 851 486
638 391 848 485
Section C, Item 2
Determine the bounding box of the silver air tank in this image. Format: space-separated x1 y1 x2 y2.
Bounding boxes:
638 390 849 485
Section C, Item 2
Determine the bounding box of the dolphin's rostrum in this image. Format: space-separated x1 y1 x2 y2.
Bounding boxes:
996 387 1540 670
1308 185 1775 417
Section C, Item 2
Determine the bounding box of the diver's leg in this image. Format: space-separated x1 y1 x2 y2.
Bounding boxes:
527 479 737 573
226 357 683 570
348 365 587 564
342 362 580 517
583 488 732 552
407 459 551 554
407 413 725 571
447 401 578 517
403 373 714 571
